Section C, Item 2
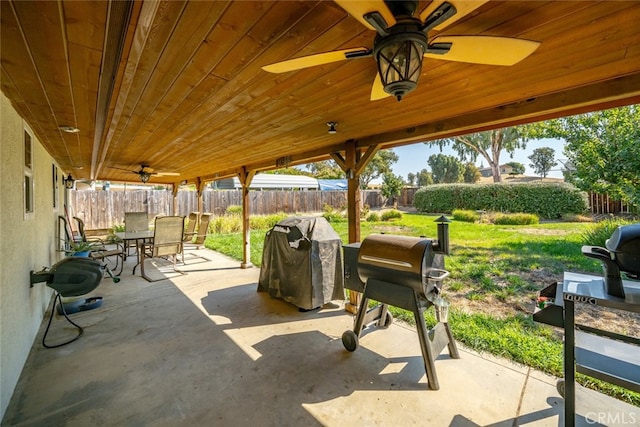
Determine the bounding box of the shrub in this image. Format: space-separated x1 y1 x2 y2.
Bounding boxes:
212 212 290 234
380 209 403 221
561 213 593 223
250 212 288 230
413 182 588 218
322 204 345 222
212 215 242 234
581 217 633 247
361 204 370 219
452 209 479 223
493 212 539 225
226 205 242 216
366 212 380 222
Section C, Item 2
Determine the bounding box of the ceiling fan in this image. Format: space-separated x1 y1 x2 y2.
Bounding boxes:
262 0 541 101
111 164 180 183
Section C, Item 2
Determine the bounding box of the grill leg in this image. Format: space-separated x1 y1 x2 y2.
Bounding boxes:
352 296 370 337
413 294 440 390
445 322 460 359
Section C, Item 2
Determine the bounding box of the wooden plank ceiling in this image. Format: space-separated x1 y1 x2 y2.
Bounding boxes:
2 0 640 185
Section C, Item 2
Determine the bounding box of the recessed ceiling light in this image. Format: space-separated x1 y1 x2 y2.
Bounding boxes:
59 125 80 133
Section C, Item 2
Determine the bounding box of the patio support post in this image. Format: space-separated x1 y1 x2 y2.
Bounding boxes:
238 167 255 268
196 177 204 215
172 184 178 216
337 141 380 313
338 141 379 244
344 140 361 245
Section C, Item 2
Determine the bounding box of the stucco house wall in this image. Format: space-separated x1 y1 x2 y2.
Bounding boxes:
0 91 64 418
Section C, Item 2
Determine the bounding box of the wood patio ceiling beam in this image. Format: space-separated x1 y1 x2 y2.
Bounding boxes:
180 73 640 186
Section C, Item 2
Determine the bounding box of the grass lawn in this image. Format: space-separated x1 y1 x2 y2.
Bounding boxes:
205 212 639 405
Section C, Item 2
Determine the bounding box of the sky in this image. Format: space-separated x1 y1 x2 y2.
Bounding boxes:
388 137 567 182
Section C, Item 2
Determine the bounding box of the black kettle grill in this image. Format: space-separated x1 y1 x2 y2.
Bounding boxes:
582 223 640 298
30 257 103 347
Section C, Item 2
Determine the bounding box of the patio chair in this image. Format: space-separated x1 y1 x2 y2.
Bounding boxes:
73 217 125 277
183 212 199 242
135 216 186 282
124 212 149 232
124 212 150 255
184 213 212 249
183 213 213 262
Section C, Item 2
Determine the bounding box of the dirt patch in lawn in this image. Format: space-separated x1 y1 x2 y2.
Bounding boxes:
371 225 411 234
504 227 572 236
444 266 639 337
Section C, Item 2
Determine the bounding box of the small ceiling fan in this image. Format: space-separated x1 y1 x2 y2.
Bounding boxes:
262 0 540 101
111 164 180 183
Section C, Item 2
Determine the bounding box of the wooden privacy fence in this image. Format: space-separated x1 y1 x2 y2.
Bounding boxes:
74 187 633 229
71 190 173 231
183 190 386 216
71 189 401 230
588 192 636 215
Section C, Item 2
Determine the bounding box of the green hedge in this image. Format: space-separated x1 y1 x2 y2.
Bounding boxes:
452 209 480 223
414 182 587 218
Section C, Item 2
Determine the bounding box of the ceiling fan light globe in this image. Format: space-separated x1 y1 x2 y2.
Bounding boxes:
374 28 426 102
140 172 151 183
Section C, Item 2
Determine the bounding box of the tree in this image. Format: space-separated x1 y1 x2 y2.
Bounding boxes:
306 160 343 179
416 169 433 187
463 162 481 183
359 150 399 189
428 154 463 184
381 173 404 207
506 161 525 175
528 147 557 178
426 127 528 182
524 106 640 205
267 167 313 176
406 172 416 186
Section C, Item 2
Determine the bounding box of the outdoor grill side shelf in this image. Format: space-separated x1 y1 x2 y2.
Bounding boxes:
532 281 564 328
558 273 640 427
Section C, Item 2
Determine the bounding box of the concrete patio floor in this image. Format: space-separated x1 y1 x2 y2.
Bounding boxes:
3 248 637 426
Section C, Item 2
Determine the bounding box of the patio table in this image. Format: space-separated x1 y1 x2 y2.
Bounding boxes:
115 231 154 261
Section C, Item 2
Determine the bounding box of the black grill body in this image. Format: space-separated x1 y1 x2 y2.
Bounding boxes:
606 223 640 277
582 223 640 298
30 257 103 348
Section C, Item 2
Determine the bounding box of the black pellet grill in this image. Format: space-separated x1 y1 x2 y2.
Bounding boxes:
342 229 459 390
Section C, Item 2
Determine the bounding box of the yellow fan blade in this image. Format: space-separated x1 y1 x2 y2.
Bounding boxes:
425 36 540 66
370 74 390 101
335 0 396 31
262 48 369 73
420 0 489 32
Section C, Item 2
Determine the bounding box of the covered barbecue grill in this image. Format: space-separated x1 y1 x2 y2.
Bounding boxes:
342 217 459 390
258 217 344 310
